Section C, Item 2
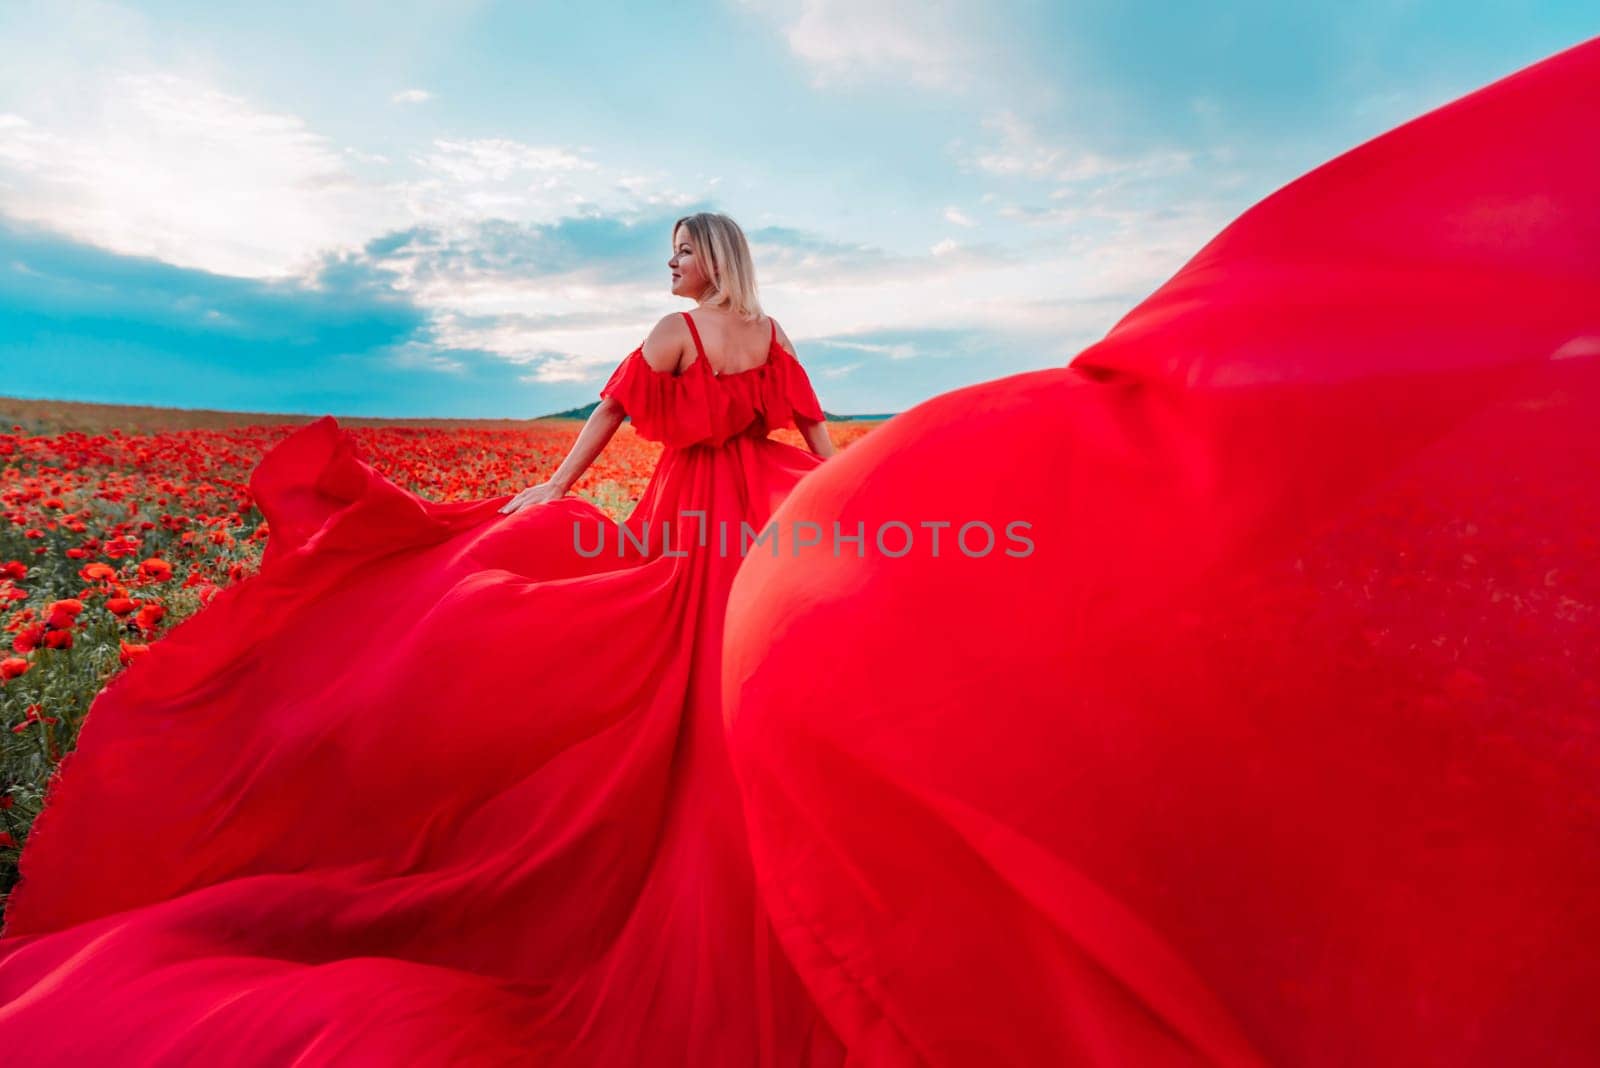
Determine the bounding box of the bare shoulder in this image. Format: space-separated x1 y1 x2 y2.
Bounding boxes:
640 313 688 374
769 316 798 358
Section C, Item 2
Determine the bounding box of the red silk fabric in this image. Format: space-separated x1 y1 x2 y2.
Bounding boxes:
723 35 1600 1067
0 339 837 1062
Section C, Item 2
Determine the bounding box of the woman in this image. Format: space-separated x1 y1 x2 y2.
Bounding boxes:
498 213 835 518
0 212 852 1065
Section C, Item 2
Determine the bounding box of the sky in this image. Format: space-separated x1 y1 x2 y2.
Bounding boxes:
0 2 1594 419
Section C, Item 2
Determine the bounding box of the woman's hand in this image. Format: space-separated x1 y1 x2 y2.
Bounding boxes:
498 480 569 515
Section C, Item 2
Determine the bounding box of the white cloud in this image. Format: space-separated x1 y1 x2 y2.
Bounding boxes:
392 88 434 104
613 172 698 206
0 113 51 171
518 351 609 384
386 341 467 374
943 205 976 227
0 72 405 279
747 207 1226 363
825 340 915 361
390 139 701 232
737 0 984 92
382 262 674 384
962 109 1193 184
343 146 392 165
414 138 594 184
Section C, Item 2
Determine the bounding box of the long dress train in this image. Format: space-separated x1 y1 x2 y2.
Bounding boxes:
0 316 846 1065
721 35 1600 1067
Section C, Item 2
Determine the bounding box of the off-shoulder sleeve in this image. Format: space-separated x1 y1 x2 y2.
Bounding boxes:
598 347 716 446
599 348 650 418
776 345 825 424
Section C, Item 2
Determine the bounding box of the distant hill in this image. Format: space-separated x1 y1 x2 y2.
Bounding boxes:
540 400 895 422
825 411 898 422
0 394 896 435
0 395 553 434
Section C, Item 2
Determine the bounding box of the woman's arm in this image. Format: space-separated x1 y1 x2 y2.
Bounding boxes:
547 397 628 492
498 398 627 514
795 414 837 459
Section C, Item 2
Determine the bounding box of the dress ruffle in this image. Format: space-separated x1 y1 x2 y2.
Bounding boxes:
770 345 826 426
599 349 718 447
599 340 825 447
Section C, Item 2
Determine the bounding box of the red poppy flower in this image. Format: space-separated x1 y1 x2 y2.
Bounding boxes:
10 704 58 733
11 624 44 653
135 603 166 633
103 537 140 559
44 598 85 630
0 657 30 680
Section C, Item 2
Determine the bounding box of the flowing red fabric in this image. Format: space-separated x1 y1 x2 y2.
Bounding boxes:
0 319 845 1064
2 38 1597 1066
723 36 1600 1067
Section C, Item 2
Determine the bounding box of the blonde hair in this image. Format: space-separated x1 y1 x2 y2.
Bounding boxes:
673 212 763 321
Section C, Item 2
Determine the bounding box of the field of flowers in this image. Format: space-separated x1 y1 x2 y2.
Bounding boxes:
0 408 879 917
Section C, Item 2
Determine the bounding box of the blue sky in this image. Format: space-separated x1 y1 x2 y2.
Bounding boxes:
1 2 1593 418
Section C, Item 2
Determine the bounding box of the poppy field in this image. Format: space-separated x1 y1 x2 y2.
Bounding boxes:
0 404 879 918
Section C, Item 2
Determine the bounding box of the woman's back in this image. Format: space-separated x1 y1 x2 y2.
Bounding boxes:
676 308 785 377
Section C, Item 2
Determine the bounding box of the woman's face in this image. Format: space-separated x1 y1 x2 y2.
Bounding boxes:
669 226 713 300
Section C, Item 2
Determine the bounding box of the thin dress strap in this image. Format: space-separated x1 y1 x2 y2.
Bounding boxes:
681 311 708 371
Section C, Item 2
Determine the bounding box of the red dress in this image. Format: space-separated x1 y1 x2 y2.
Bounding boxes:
0 313 846 1065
